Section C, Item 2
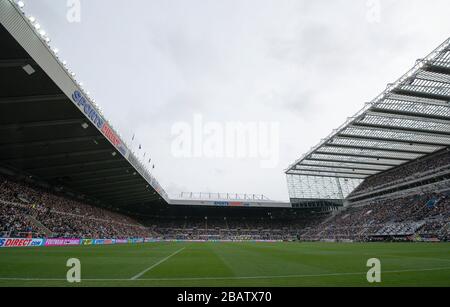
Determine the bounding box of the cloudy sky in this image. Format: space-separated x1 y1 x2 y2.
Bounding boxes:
24 0 450 201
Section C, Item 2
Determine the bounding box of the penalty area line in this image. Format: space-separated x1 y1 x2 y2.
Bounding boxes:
0 266 449 282
130 247 186 280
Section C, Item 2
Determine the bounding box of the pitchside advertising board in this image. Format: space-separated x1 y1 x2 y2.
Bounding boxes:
0 238 283 248
0 238 151 248
0 238 45 248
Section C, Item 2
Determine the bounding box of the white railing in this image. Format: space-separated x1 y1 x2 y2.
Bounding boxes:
175 192 272 201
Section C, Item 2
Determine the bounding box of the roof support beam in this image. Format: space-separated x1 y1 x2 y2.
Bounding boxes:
0 94 68 105
1 149 112 164
0 58 33 68
299 162 390 172
80 179 148 191
110 199 152 206
70 173 136 185
286 171 367 179
346 124 450 141
423 64 450 77
313 150 415 161
392 88 450 102
385 93 450 107
415 70 450 84
0 119 85 130
121 198 160 205
42 166 135 180
100 193 158 203
336 134 449 147
71 178 145 190
0 135 104 150
323 143 429 155
303 157 402 167
86 190 150 201
88 186 152 198
101 191 157 200
351 121 450 136
103 194 160 203
292 167 375 176
366 109 450 123
25 158 123 172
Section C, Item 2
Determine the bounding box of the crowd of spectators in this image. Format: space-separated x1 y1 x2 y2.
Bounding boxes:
300 192 450 242
350 149 450 196
1 175 322 241
0 202 35 237
0 175 151 238
144 216 324 241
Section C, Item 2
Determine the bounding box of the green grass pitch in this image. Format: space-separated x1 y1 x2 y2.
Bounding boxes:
0 242 449 287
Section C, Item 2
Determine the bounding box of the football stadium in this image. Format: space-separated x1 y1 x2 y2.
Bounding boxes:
0 0 449 289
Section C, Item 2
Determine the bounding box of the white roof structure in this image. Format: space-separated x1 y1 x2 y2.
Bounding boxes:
286 38 450 202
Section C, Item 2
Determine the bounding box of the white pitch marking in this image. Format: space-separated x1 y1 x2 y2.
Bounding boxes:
1 266 449 282
130 247 185 280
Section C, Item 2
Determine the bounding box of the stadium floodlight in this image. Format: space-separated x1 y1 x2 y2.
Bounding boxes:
52 47 59 54
28 16 35 23
22 64 35 75
16 1 25 9
81 122 89 129
34 23 40 30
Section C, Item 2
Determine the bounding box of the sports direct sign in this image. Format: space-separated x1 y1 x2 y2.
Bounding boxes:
0 238 45 248
72 90 129 158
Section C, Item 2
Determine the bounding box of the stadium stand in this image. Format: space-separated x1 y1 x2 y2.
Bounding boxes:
0 174 152 238
0 0 449 245
349 148 450 197
295 147 450 242
299 191 449 242
0 172 329 240
1 157 448 242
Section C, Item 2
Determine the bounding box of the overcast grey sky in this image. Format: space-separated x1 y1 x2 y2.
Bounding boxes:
24 0 450 201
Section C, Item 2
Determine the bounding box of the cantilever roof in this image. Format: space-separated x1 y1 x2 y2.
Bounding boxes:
0 0 169 213
286 38 450 179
